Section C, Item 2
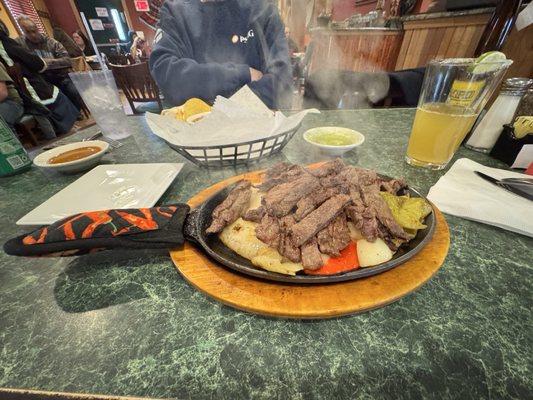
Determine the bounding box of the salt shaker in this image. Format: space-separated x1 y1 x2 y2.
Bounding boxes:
465 78 533 152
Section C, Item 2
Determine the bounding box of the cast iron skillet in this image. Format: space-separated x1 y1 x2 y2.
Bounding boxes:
183 179 436 284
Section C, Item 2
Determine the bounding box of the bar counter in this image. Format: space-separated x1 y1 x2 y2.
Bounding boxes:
0 109 531 399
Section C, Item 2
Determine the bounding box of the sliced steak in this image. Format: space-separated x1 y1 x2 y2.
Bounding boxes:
301 239 324 270
316 214 351 257
264 162 292 180
206 180 252 233
256 164 308 192
263 174 320 217
358 178 409 242
346 205 380 242
277 215 300 263
290 194 352 247
242 206 265 223
333 166 407 243
255 214 281 248
309 158 345 178
380 178 407 195
294 187 338 221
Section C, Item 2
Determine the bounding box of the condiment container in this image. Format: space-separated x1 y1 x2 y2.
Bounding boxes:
490 89 533 167
466 77 533 152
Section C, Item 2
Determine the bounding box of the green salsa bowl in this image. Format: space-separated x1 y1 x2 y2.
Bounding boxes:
303 127 365 156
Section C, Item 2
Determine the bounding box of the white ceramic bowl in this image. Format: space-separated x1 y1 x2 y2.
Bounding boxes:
33 140 109 174
303 127 365 157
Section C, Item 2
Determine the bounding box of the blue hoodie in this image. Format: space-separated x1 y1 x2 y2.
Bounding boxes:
149 0 292 109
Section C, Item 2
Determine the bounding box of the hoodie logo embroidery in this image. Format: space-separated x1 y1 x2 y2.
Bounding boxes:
238 29 254 43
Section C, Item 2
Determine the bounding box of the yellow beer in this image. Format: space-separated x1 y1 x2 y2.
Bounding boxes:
406 103 477 167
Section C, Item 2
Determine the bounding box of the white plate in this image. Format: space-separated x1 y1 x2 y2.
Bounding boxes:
33 140 110 174
17 163 183 226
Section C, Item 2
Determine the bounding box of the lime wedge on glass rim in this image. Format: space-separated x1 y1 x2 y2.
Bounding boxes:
470 51 507 74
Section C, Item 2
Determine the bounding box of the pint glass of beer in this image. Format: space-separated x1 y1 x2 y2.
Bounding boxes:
406 57 512 170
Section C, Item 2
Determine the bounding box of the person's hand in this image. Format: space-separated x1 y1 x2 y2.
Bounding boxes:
249 67 263 82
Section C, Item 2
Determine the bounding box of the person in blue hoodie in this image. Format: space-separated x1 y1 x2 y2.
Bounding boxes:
149 0 292 109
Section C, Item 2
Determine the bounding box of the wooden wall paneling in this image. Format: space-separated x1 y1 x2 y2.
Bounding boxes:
419 27 441 65
461 25 480 57
446 26 466 58
501 25 533 79
396 13 492 70
352 34 363 71
401 29 418 69
406 28 427 68
395 29 413 69
309 30 403 73
435 27 455 59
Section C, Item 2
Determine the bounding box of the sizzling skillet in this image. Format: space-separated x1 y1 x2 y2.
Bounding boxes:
4 172 434 284
183 179 436 284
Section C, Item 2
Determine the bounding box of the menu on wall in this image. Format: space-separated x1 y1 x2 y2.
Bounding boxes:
89 18 104 31
95 7 109 17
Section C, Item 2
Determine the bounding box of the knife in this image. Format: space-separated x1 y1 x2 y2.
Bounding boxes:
475 171 533 201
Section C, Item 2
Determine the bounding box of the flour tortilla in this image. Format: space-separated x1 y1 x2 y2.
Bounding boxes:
218 189 304 275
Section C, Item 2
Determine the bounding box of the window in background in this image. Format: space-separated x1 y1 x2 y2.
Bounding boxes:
4 0 46 33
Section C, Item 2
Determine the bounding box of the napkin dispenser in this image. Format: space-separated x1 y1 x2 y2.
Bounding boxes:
490 123 533 167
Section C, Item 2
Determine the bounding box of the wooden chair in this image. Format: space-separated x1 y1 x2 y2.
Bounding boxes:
106 54 129 66
110 62 163 114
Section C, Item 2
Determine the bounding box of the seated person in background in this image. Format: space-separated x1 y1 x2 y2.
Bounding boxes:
130 33 149 63
16 15 83 111
0 62 23 130
53 27 83 58
150 0 292 109
72 30 95 57
0 21 78 136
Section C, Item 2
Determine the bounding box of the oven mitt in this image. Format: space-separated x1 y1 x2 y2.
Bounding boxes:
3 204 190 257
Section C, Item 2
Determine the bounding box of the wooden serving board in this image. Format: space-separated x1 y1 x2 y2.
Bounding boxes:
170 168 450 319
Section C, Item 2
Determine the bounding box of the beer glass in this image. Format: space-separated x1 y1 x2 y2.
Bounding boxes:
406 58 512 170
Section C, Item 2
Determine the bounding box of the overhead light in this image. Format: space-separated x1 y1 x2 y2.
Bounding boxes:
110 9 126 41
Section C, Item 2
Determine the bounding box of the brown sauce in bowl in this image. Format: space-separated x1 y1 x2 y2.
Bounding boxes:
48 146 102 164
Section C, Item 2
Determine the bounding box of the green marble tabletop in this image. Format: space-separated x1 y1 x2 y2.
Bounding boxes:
0 109 531 399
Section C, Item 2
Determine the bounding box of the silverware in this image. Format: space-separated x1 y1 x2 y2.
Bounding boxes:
475 171 533 201
500 177 533 185
83 131 123 149
82 132 103 141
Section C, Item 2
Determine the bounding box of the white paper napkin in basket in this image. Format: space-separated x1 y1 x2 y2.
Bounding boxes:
427 158 533 237
145 86 319 148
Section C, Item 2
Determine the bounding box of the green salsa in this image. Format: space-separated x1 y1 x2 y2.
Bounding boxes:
306 128 360 146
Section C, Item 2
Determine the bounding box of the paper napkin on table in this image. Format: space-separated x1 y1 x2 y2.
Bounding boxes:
427 158 533 237
146 85 319 147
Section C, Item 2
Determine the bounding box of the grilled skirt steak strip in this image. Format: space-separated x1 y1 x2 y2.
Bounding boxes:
316 214 351 257
255 164 308 192
255 214 281 248
277 215 301 262
294 187 338 221
206 181 252 233
263 174 320 217
309 158 345 177
301 239 324 270
380 178 407 195
290 194 352 247
359 180 409 241
242 206 265 223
